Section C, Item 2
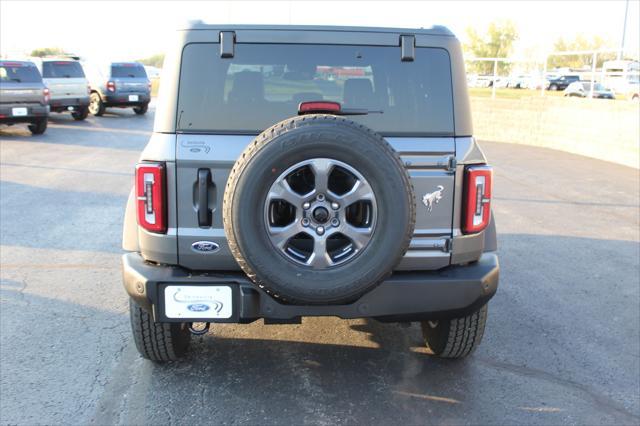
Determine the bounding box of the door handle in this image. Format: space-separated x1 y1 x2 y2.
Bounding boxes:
197 169 212 227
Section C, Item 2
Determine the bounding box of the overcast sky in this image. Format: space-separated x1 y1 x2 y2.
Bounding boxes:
1 0 638 62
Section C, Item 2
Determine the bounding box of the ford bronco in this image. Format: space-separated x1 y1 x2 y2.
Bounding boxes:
122 23 499 362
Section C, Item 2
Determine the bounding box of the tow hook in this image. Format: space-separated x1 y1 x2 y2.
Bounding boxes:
188 322 210 335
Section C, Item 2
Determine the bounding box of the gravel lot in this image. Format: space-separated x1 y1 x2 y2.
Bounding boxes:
1 105 638 425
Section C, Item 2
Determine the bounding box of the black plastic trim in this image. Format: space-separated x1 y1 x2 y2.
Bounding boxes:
123 252 499 323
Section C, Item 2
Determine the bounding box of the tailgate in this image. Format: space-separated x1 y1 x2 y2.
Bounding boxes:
116 78 148 93
0 83 44 104
175 134 455 271
44 77 87 99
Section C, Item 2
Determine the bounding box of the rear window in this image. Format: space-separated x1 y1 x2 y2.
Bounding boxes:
0 63 42 83
177 43 454 136
42 61 85 78
111 64 147 78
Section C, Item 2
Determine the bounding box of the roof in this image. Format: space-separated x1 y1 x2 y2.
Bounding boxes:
178 22 454 37
0 60 36 65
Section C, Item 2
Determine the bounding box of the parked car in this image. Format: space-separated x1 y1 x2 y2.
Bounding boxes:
122 23 499 362
546 74 579 91
84 62 151 116
32 57 90 120
0 60 49 134
564 81 615 99
144 65 161 79
507 74 532 89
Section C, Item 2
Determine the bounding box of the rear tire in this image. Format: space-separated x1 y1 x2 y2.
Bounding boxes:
72 106 89 121
133 103 149 115
421 305 488 359
549 84 558 91
129 299 191 362
28 118 47 135
89 92 105 116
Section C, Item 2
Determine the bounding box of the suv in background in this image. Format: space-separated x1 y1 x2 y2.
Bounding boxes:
85 62 151 116
33 58 90 120
0 60 49 134
122 24 499 362
546 74 579 91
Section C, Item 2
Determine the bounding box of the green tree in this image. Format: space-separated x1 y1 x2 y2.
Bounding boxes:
548 35 616 69
137 54 165 68
464 20 518 75
30 47 66 57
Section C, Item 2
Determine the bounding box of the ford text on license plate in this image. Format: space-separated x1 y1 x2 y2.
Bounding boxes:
164 285 232 319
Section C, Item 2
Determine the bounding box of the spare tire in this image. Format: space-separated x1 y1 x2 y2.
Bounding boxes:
223 115 415 304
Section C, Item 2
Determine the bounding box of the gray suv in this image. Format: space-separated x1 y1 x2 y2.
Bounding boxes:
0 60 49 134
85 62 151 116
122 24 499 362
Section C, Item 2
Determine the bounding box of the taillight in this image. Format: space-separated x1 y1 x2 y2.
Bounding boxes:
463 165 493 234
135 163 167 233
43 87 50 103
87 84 91 95
106 81 116 92
148 81 152 91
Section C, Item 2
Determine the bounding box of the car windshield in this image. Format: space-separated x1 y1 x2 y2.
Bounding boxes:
111 64 147 78
0 63 42 83
177 43 454 136
42 61 85 78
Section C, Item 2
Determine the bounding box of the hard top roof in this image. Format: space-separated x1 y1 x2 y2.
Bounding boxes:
0 60 36 66
179 22 454 37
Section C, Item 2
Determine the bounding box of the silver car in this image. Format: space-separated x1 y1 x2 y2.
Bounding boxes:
32 57 91 120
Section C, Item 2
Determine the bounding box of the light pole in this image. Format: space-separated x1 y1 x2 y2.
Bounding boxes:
619 0 629 60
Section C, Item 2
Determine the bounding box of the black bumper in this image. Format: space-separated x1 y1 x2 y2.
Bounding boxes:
123 252 499 323
50 97 89 112
104 93 150 107
0 104 49 123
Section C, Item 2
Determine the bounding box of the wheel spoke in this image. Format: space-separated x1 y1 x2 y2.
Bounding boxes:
306 237 333 269
341 224 373 249
268 222 304 249
267 178 304 206
336 179 374 207
309 158 334 195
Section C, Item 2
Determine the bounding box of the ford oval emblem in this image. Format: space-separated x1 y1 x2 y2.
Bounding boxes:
187 303 210 312
191 241 220 253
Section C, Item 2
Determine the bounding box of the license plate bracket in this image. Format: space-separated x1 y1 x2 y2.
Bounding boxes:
163 285 233 320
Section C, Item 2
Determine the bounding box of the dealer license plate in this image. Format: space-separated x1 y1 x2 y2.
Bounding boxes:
164 285 232 319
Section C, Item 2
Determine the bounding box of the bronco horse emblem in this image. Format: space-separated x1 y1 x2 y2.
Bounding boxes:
422 185 445 212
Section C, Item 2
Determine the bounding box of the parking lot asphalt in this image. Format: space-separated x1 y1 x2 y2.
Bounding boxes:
1 106 639 425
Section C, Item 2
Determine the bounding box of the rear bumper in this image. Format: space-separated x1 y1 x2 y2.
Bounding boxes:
50 96 89 112
0 103 49 123
122 252 499 323
104 93 150 107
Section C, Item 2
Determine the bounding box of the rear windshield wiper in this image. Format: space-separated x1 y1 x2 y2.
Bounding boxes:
298 101 383 116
